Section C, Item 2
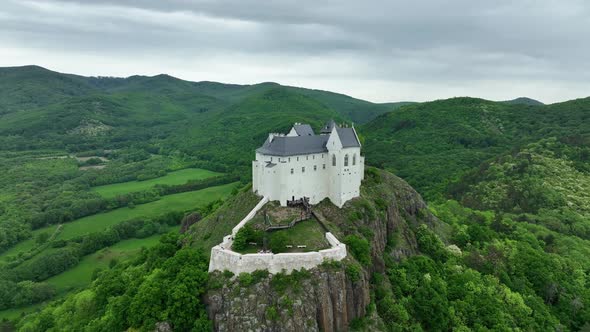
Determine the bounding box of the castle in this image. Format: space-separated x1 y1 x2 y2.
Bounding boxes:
252 120 364 208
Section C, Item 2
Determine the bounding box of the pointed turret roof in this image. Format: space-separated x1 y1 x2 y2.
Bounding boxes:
320 119 337 134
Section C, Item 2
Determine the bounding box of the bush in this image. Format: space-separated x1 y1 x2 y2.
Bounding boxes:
346 263 363 283
251 269 270 283
269 232 289 253
238 273 253 287
344 235 371 265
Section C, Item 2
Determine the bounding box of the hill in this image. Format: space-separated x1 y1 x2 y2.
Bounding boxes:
13 168 590 331
2 65 590 331
361 97 590 199
500 97 545 106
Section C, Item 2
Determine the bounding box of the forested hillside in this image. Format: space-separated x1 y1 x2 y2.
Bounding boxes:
1 65 589 331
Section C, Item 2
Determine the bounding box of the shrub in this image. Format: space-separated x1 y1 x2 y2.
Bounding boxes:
238 273 253 287
251 269 270 284
344 235 371 265
269 232 289 253
346 263 363 283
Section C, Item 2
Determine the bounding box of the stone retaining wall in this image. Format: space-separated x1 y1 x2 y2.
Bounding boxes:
208 197 347 274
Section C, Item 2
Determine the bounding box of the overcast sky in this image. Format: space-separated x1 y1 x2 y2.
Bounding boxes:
1 0 589 103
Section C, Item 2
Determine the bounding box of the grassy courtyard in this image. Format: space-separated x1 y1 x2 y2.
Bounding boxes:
92 168 222 198
235 217 330 254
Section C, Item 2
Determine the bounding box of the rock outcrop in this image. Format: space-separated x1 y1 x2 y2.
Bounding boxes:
206 268 370 332
200 168 448 331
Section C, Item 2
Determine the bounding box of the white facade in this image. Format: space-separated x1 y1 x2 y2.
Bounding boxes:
252 121 364 207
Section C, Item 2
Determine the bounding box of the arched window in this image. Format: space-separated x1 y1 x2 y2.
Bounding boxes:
344 154 349 167
332 154 336 166
353 154 356 165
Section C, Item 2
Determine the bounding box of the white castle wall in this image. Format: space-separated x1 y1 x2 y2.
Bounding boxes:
208 232 347 275
208 197 347 275
252 147 363 208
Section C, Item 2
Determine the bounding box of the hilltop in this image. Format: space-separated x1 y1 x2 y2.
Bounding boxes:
1 65 590 330
14 167 590 331
362 96 590 199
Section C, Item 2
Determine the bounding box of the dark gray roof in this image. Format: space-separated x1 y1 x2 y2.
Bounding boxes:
257 121 360 156
293 124 314 136
257 135 329 156
320 119 336 134
337 128 361 148
265 162 277 168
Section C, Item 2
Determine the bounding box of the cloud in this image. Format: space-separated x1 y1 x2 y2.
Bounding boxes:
0 0 589 103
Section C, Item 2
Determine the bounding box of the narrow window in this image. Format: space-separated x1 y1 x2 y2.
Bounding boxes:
353 154 356 165
344 154 349 167
306 156 309 160
314 165 317 171
288 157 291 162
302 167 305 173
313 155 315 160
332 155 336 166
297 157 299 161
291 168 294 174
323 164 326 169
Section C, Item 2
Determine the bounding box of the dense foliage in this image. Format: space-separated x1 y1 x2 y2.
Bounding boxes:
16 233 211 332
1 65 590 331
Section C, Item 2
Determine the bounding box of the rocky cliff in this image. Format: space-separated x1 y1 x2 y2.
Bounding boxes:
193 168 449 331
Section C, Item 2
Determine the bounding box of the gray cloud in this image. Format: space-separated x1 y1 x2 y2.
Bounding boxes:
1 0 589 103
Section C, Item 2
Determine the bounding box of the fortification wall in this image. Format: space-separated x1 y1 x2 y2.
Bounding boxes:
208 196 347 274
209 232 347 274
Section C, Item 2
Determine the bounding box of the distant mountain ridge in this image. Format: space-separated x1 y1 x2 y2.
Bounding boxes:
0 65 405 123
500 97 545 106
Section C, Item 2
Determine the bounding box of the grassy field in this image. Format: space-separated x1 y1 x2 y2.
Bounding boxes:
92 168 222 198
0 230 177 321
46 230 174 293
0 182 238 261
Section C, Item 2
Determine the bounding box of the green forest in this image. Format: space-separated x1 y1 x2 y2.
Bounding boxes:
0 65 589 331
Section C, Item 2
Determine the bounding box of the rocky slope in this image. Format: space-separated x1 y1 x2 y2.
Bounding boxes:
190 168 450 331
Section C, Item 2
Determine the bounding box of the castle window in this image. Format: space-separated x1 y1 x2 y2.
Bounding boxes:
288 157 291 162
306 156 309 160
344 154 349 167
313 155 315 159
291 168 294 174
332 155 336 166
314 165 317 171
323 164 326 169
353 154 356 165
297 157 299 161
302 167 305 173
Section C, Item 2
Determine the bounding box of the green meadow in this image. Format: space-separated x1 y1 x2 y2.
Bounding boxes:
0 231 176 320
46 231 173 293
0 182 238 261
92 168 222 198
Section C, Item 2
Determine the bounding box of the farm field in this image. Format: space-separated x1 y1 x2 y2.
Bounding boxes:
92 168 222 198
0 230 177 320
0 182 238 261
46 230 175 293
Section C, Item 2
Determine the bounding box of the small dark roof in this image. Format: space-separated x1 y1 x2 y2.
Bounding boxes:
293 124 314 136
265 162 277 168
337 128 361 148
320 119 336 134
257 135 329 156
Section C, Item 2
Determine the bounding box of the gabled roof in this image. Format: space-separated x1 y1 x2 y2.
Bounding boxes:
293 124 314 136
257 135 329 156
256 120 360 156
336 127 361 148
